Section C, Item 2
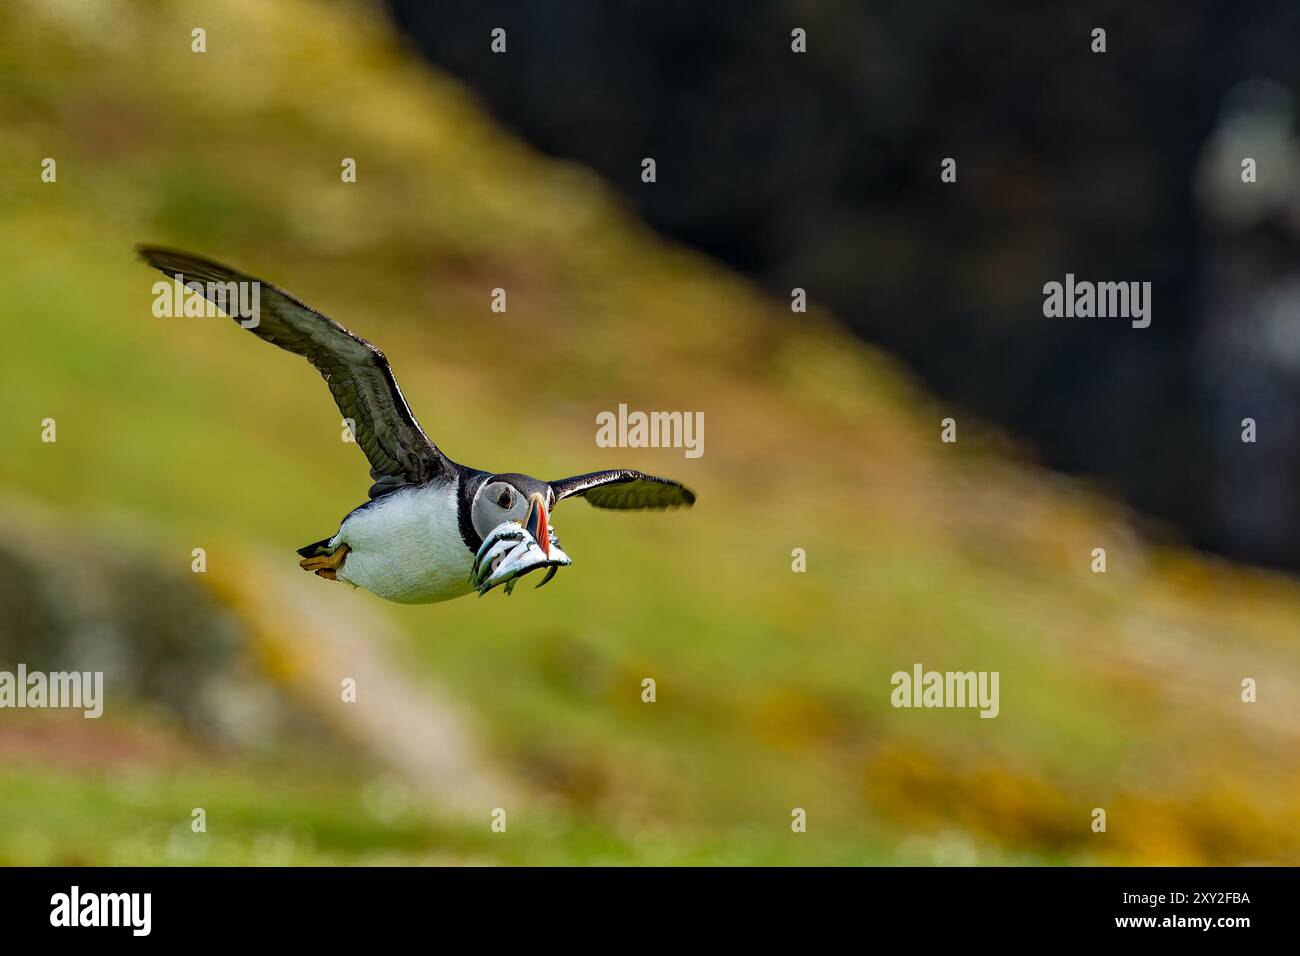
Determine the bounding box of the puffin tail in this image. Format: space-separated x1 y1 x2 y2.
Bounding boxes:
296 537 336 559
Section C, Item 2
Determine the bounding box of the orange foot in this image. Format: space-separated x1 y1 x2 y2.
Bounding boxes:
298 543 350 581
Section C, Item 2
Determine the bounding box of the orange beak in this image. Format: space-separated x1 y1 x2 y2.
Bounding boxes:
524 493 550 557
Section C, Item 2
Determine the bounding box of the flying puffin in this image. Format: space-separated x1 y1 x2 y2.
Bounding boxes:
137 246 696 604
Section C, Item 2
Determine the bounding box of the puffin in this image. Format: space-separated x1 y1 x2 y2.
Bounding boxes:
137 246 696 604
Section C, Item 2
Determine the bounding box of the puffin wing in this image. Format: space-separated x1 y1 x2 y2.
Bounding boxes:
137 246 451 496
549 470 696 510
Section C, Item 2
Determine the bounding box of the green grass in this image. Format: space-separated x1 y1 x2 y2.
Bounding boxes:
0 757 909 866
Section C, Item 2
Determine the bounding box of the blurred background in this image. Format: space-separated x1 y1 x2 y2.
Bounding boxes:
1 0 1299 865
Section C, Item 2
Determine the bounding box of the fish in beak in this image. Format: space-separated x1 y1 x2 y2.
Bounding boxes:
470 492 571 595
523 492 550 558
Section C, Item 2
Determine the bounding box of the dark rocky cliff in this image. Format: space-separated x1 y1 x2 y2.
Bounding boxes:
386 0 1300 568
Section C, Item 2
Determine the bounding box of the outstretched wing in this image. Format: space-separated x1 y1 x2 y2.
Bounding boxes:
549 470 696 510
137 246 451 496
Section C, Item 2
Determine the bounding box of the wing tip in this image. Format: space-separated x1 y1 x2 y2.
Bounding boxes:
135 242 181 262
134 243 233 279
646 472 696 508
135 243 199 279
135 243 167 268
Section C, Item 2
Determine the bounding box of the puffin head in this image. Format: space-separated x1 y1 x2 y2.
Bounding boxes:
470 472 553 557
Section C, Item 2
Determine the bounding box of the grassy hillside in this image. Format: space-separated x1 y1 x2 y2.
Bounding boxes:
1 0 1298 864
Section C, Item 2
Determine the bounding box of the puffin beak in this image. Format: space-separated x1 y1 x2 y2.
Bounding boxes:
524 492 550 557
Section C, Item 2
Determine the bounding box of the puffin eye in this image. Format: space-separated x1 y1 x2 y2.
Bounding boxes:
497 489 513 509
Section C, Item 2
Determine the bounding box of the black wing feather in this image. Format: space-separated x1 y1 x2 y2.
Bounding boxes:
549 470 696 510
137 246 451 495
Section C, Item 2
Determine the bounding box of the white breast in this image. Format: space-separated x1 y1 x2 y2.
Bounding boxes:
331 483 474 604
